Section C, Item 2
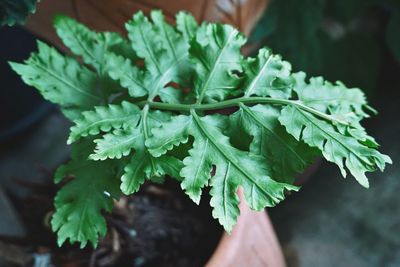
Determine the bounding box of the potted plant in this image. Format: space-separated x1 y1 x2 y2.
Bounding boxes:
8 9 390 267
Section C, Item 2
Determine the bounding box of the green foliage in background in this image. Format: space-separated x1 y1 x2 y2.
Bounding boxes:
386 3 400 61
251 0 400 93
0 0 39 26
10 11 391 248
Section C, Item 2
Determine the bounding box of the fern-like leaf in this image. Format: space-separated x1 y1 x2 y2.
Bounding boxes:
51 142 121 248
68 101 141 144
11 10 391 247
52 160 120 248
243 48 293 99
54 15 135 72
279 106 391 187
176 11 198 41
190 23 246 103
293 72 369 122
230 104 318 183
147 113 298 231
9 41 102 119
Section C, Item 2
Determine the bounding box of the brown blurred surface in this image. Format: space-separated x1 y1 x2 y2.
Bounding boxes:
25 0 267 50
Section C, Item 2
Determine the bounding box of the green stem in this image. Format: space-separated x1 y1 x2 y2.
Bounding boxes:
141 104 151 139
138 97 349 125
141 104 157 172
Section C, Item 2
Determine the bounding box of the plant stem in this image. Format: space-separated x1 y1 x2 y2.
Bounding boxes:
137 97 349 125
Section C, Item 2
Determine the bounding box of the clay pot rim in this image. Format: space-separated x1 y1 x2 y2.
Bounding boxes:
204 189 286 267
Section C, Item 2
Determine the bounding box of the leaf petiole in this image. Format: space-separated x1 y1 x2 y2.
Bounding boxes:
139 97 350 126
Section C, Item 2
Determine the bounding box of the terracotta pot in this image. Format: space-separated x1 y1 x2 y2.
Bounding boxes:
25 0 268 51
24 1 286 266
206 190 286 267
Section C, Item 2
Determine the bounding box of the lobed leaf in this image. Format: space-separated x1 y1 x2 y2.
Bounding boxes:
121 148 182 194
51 160 120 248
293 72 369 122
9 41 102 120
68 101 141 144
147 113 298 231
54 15 136 72
176 11 198 41
279 106 391 187
190 23 246 103
230 104 318 183
124 11 192 102
11 10 391 247
243 48 293 99
104 53 147 98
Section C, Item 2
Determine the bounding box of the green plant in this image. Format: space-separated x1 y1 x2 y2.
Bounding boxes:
0 0 38 26
10 10 391 248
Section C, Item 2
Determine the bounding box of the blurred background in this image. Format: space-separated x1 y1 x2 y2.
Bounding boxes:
0 0 399 266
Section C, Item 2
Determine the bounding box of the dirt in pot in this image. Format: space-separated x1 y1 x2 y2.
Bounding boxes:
2 178 222 267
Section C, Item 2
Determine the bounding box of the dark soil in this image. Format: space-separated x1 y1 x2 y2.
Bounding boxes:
1 178 222 267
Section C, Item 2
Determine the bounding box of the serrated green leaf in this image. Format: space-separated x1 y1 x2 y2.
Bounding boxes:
52 160 120 248
243 48 293 99
176 11 198 41
180 137 213 204
9 41 102 120
123 11 192 102
151 10 188 66
126 10 190 79
126 11 166 76
86 106 182 194
279 106 391 187
230 104 318 183
12 10 391 248
89 108 169 160
121 148 182 194
54 15 138 103
190 23 246 103
104 53 147 98
68 101 141 144
147 113 298 231
54 15 135 72
209 162 240 231
91 128 141 160
293 72 368 122
292 72 380 146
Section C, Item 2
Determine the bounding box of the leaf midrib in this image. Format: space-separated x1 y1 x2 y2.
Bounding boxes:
190 139 209 193
73 114 138 139
196 29 237 103
31 60 100 101
148 54 187 100
97 131 141 157
244 54 272 96
124 152 146 193
159 21 178 60
64 26 101 69
295 107 372 167
137 21 161 74
241 104 307 165
191 111 272 198
222 162 231 221
142 105 157 172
